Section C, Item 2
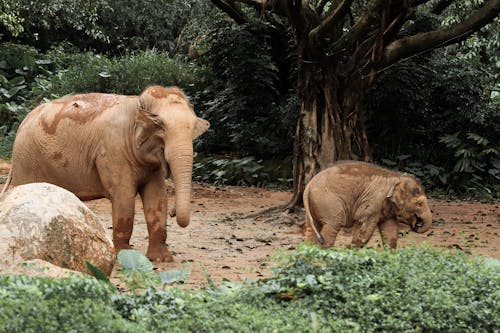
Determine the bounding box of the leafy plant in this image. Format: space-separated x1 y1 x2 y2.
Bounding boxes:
258 244 500 332
116 249 189 292
193 155 270 186
0 43 55 157
194 22 297 157
49 49 201 96
1 246 499 332
439 131 500 196
0 0 24 37
84 260 112 285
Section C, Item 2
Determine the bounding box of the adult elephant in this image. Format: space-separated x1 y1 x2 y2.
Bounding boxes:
2 86 210 262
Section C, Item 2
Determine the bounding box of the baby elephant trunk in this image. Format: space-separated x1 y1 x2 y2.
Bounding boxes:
413 210 432 233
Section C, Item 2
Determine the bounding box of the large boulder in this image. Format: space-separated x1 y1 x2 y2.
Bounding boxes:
0 183 115 275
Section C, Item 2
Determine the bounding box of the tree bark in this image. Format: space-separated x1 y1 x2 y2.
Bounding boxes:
288 60 371 209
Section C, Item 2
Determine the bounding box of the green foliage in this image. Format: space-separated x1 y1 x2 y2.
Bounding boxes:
0 43 55 157
96 0 202 54
0 0 23 37
441 1 500 77
11 0 108 49
0 246 498 332
193 155 269 186
0 275 132 333
50 49 201 96
259 245 500 332
193 155 293 187
366 50 499 196
84 260 112 285
195 23 297 157
439 131 500 196
116 250 189 292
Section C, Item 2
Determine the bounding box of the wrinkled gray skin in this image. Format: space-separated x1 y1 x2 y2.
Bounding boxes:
304 161 432 249
2 86 210 262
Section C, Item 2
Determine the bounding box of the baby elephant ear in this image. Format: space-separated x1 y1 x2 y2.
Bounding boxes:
386 181 404 208
192 118 210 140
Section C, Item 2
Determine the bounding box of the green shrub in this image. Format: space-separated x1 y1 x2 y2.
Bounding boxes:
193 155 293 187
1 246 498 332
366 52 499 197
259 245 500 332
194 23 297 157
50 49 201 96
0 43 55 157
0 275 134 333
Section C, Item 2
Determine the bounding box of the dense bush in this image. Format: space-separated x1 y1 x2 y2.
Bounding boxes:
260 245 500 332
0 275 132 333
193 155 293 187
366 53 500 196
0 43 56 157
1 246 498 332
49 49 202 96
194 23 298 157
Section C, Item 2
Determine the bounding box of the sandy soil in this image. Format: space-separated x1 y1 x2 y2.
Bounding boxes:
90 182 499 288
1 163 499 288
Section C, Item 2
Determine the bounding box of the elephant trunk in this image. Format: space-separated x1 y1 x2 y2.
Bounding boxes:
165 143 194 228
414 209 433 233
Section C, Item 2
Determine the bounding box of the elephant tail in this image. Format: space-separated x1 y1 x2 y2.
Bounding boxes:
0 167 12 197
303 183 324 245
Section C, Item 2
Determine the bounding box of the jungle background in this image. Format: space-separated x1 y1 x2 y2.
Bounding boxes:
0 0 499 198
0 1 499 332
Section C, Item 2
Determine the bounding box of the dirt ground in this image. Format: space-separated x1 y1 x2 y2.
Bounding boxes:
1 161 499 288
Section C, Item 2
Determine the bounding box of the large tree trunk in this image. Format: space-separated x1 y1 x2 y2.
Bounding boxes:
288 61 371 209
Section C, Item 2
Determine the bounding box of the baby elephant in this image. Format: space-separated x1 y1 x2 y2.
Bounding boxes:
303 161 432 249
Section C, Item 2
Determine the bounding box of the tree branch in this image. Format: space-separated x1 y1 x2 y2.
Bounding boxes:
210 0 248 25
384 0 500 65
309 0 354 41
331 0 388 54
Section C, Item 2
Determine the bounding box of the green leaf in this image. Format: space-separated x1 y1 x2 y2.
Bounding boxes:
117 249 153 273
158 269 190 284
98 71 111 78
9 76 25 86
84 260 111 284
199 263 216 289
482 257 500 268
381 158 396 166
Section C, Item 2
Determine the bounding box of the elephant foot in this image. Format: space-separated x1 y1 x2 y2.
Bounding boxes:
114 242 133 254
147 244 174 263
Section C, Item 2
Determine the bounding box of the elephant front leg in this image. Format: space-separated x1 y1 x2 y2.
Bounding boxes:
111 191 137 252
140 172 173 262
378 218 399 249
352 218 378 248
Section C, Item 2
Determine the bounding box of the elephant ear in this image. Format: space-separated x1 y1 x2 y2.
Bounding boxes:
134 97 164 149
192 118 210 140
386 181 405 209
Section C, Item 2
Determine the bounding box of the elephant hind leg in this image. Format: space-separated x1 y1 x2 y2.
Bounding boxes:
320 222 341 248
305 215 322 245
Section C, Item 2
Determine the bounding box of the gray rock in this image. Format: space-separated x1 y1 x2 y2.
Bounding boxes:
0 183 115 275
